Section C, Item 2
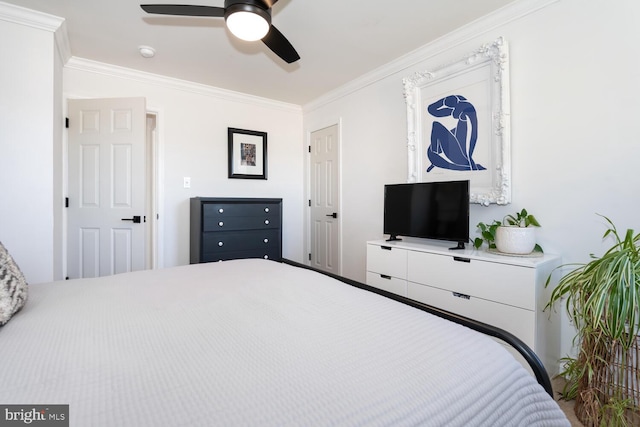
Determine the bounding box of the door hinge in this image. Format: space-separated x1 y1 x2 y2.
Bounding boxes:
308 146 311 153
65 197 69 208
308 253 311 261
308 199 311 207
65 117 69 129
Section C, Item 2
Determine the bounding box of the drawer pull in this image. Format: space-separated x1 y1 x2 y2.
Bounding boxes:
264 238 269 243
218 208 224 213
381 246 392 251
452 292 471 300
218 221 224 227
264 219 270 225
380 274 392 280
218 242 224 247
453 256 471 263
264 207 270 213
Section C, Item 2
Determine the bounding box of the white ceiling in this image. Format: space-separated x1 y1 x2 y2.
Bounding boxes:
4 0 518 105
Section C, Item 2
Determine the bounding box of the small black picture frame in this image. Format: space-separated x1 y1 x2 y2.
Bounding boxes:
228 127 267 180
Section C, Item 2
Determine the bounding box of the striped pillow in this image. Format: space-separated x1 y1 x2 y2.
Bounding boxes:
0 241 28 326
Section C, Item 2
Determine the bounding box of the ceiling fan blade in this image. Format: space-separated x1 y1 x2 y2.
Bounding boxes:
140 4 225 17
262 25 299 64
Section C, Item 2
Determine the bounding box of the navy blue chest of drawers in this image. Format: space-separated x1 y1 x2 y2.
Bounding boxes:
190 197 282 263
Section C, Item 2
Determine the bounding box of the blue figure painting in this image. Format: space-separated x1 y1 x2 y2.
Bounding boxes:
426 95 485 172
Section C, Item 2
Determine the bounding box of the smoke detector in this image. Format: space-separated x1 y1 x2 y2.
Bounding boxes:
138 46 156 58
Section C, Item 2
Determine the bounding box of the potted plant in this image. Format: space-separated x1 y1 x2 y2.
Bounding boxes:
495 208 542 254
546 215 640 426
473 209 542 254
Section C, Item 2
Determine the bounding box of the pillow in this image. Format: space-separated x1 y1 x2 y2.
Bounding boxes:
0 241 28 326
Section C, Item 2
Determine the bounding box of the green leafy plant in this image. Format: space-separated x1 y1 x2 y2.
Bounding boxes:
503 208 541 228
545 215 640 426
473 220 501 250
600 397 635 427
547 215 640 347
555 356 582 400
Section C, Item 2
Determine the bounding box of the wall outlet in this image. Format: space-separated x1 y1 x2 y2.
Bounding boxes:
183 177 191 188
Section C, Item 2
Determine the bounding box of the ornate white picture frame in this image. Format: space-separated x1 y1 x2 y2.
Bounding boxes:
403 37 511 205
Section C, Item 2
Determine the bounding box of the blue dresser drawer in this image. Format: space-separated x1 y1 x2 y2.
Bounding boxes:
203 202 280 218
202 214 278 231
202 229 280 253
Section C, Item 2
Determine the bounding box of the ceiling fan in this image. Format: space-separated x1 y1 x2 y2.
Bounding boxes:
140 0 300 63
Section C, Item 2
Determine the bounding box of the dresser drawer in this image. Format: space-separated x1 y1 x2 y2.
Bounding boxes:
407 250 535 310
203 202 280 218
202 229 279 253
203 214 278 231
366 244 407 279
407 281 535 348
366 272 408 296
202 247 280 262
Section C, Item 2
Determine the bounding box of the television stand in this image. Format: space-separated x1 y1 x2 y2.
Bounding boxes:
364 239 562 376
449 242 465 250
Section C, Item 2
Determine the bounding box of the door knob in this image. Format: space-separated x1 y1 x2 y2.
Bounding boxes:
326 213 338 219
121 215 142 223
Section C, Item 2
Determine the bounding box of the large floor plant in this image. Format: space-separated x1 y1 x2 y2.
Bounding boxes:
546 216 640 426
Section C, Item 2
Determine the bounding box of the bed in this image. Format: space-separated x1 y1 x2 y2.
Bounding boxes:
0 257 569 426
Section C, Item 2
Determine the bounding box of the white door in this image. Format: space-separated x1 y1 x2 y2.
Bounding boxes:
309 124 340 274
67 97 147 278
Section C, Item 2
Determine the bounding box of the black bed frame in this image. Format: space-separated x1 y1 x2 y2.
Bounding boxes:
282 259 554 397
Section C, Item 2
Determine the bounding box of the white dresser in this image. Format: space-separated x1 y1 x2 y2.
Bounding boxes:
366 238 562 375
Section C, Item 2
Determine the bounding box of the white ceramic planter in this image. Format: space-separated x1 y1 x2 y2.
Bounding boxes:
495 226 537 254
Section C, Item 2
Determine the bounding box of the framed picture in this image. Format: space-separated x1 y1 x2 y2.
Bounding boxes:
228 127 267 180
403 37 511 205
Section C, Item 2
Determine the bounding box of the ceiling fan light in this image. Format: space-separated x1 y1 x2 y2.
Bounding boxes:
226 10 270 42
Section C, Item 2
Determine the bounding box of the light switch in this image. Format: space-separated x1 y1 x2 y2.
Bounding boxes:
183 177 191 188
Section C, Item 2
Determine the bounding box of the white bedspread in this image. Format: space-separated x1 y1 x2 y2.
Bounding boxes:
0 259 569 426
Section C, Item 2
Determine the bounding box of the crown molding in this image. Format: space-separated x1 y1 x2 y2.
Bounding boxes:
0 1 62 31
303 0 560 113
0 2 71 64
65 57 302 113
54 20 71 64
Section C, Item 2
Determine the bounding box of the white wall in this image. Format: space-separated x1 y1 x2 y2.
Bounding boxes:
64 63 305 267
0 13 62 284
303 0 640 358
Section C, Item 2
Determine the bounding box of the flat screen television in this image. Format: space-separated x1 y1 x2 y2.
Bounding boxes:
383 180 470 249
